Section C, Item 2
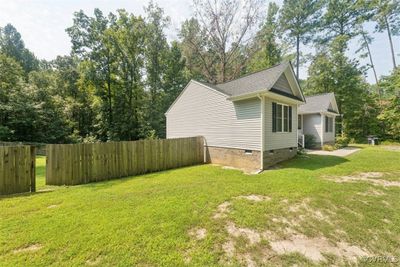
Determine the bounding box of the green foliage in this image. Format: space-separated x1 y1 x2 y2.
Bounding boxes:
304 134 316 148
378 95 400 141
0 24 40 75
305 38 381 140
322 144 335 151
335 136 350 147
279 0 321 77
247 2 282 72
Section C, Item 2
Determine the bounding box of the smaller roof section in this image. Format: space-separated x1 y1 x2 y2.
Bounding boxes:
298 92 339 115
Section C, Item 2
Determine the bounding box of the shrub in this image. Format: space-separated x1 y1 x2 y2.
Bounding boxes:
322 144 335 151
336 136 349 148
304 134 316 149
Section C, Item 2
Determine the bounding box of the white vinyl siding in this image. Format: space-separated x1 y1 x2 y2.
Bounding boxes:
303 114 322 143
264 98 297 150
166 81 261 150
272 74 293 95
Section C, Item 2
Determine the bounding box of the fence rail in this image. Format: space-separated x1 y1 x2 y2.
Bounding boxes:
46 136 204 186
0 146 36 195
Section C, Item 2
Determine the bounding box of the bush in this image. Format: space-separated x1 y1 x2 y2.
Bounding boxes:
322 144 335 151
304 134 316 149
336 136 349 148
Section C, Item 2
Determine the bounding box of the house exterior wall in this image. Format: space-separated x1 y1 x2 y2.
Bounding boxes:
264 98 298 151
263 147 297 169
302 113 336 147
206 146 261 171
166 81 261 151
303 114 322 144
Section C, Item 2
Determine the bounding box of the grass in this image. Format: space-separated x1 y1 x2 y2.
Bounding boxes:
0 145 399 266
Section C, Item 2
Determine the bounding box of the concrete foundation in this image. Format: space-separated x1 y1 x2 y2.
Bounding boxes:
263 147 297 169
205 146 261 171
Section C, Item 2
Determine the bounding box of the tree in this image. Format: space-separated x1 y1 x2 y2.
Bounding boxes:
0 53 26 139
305 38 379 140
162 41 189 134
144 1 170 138
0 24 39 75
378 95 400 140
247 2 282 72
109 10 147 140
180 0 263 83
51 55 96 140
67 9 119 140
279 0 321 78
356 28 379 87
371 0 400 69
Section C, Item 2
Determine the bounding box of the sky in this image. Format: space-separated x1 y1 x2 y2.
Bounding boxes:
0 0 399 84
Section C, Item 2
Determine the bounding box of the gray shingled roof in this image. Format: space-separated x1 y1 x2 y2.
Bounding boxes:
298 93 336 114
197 62 290 97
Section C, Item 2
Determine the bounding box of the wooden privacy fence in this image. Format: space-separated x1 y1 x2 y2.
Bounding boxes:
46 136 204 186
0 146 36 195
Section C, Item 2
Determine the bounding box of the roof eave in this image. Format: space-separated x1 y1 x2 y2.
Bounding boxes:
227 90 305 105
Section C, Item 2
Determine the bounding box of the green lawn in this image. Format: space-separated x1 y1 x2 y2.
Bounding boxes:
1 145 399 266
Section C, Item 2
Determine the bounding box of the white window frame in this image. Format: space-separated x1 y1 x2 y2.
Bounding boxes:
275 103 291 133
325 116 333 133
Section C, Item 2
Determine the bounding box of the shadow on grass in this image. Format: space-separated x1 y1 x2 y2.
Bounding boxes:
53 164 203 190
0 189 54 200
283 154 349 170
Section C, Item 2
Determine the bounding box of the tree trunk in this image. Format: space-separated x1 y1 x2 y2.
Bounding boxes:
362 32 380 98
385 15 397 69
106 59 113 132
296 35 300 79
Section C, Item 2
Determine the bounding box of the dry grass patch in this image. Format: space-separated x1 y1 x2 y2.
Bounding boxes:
324 172 400 187
211 196 372 266
188 227 207 240
13 243 42 254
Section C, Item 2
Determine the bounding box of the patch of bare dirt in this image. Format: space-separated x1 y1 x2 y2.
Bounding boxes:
13 243 42 254
47 204 59 209
225 222 261 245
235 195 271 202
382 145 400 152
213 201 231 219
188 227 207 240
357 188 386 196
86 256 103 266
325 172 400 187
212 196 371 265
270 234 369 263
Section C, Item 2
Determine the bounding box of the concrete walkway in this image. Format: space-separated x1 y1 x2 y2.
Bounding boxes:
306 147 361 157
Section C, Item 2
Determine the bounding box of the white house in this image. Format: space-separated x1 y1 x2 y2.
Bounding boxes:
298 93 340 148
165 62 306 171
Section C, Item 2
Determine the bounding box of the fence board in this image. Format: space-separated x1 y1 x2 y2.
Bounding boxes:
46 136 204 186
0 146 36 195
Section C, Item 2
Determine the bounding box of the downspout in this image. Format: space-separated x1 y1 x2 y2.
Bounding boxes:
258 94 265 170
320 113 324 148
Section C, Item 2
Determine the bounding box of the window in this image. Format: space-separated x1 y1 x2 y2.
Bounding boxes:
325 116 333 132
244 150 253 155
272 102 292 133
298 115 302 130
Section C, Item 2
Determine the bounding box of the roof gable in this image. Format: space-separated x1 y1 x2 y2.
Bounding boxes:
216 62 289 97
298 93 339 114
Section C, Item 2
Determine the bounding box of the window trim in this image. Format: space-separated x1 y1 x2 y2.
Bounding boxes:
273 102 292 133
325 116 333 133
298 114 302 130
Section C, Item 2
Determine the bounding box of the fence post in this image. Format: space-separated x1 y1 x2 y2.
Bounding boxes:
30 146 36 192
